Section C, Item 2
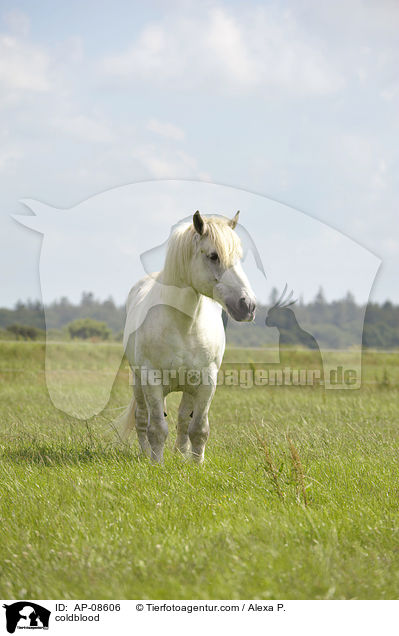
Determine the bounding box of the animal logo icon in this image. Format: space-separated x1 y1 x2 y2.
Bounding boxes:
2 602 51 633
265 284 323 380
266 284 320 350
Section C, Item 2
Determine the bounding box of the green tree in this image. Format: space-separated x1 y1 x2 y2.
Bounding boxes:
6 324 44 340
67 318 111 340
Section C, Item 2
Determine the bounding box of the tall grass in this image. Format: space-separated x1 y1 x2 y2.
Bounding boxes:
0 343 399 599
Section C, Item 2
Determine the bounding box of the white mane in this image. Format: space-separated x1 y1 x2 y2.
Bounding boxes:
161 216 242 286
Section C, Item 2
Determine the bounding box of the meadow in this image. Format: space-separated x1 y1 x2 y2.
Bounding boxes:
0 341 398 599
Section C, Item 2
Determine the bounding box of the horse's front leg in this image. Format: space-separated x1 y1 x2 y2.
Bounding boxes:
142 384 168 463
189 384 216 464
174 391 194 457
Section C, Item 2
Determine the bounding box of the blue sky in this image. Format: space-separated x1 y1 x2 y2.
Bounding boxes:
0 0 398 306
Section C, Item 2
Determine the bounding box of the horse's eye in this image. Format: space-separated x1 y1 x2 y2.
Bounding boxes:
208 252 219 262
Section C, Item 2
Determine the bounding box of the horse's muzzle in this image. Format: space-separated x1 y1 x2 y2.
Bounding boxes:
226 295 256 322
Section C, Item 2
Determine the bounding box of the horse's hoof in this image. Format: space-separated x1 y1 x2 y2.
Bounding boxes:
190 451 205 464
173 445 191 460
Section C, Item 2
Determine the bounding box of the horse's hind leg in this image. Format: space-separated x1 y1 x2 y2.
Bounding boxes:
189 385 215 464
133 384 151 457
174 392 193 457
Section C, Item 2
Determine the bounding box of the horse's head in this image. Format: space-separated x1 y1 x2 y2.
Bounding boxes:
189 211 256 322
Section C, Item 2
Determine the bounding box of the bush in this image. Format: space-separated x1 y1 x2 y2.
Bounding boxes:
67 318 111 341
6 324 45 340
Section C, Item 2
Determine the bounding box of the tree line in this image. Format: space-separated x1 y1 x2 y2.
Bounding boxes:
0 289 398 348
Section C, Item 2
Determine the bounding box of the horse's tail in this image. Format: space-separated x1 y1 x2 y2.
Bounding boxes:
111 398 136 444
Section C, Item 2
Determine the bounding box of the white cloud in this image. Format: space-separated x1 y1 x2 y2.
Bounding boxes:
51 114 115 143
0 143 24 173
380 84 399 101
0 34 50 94
131 144 203 179
371 159 387 192
147 118 185 141
102 7 343 96
3 9 31 36
204 9 258 88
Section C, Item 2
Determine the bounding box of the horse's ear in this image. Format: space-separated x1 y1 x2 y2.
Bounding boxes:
229 210 240 229
193 210 205 235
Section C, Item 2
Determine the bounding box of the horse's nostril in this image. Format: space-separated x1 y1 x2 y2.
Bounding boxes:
239 297 252 314
239 297 256 317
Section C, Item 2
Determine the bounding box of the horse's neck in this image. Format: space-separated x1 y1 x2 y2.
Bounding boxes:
123 274 216 352
152 274 202 320
157 273 223 327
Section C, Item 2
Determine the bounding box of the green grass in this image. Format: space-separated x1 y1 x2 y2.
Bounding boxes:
1 342 399 599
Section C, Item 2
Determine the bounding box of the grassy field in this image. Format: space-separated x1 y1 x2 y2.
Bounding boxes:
1 342 398 599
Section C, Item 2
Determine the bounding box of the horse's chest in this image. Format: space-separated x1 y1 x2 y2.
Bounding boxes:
136 305 224 371
156 329 216 368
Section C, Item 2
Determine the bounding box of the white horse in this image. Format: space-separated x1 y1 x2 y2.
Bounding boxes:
115 210 256 463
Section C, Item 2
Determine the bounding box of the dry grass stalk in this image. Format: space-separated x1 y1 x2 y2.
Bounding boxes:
255 429 285 501
287 436 308 506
